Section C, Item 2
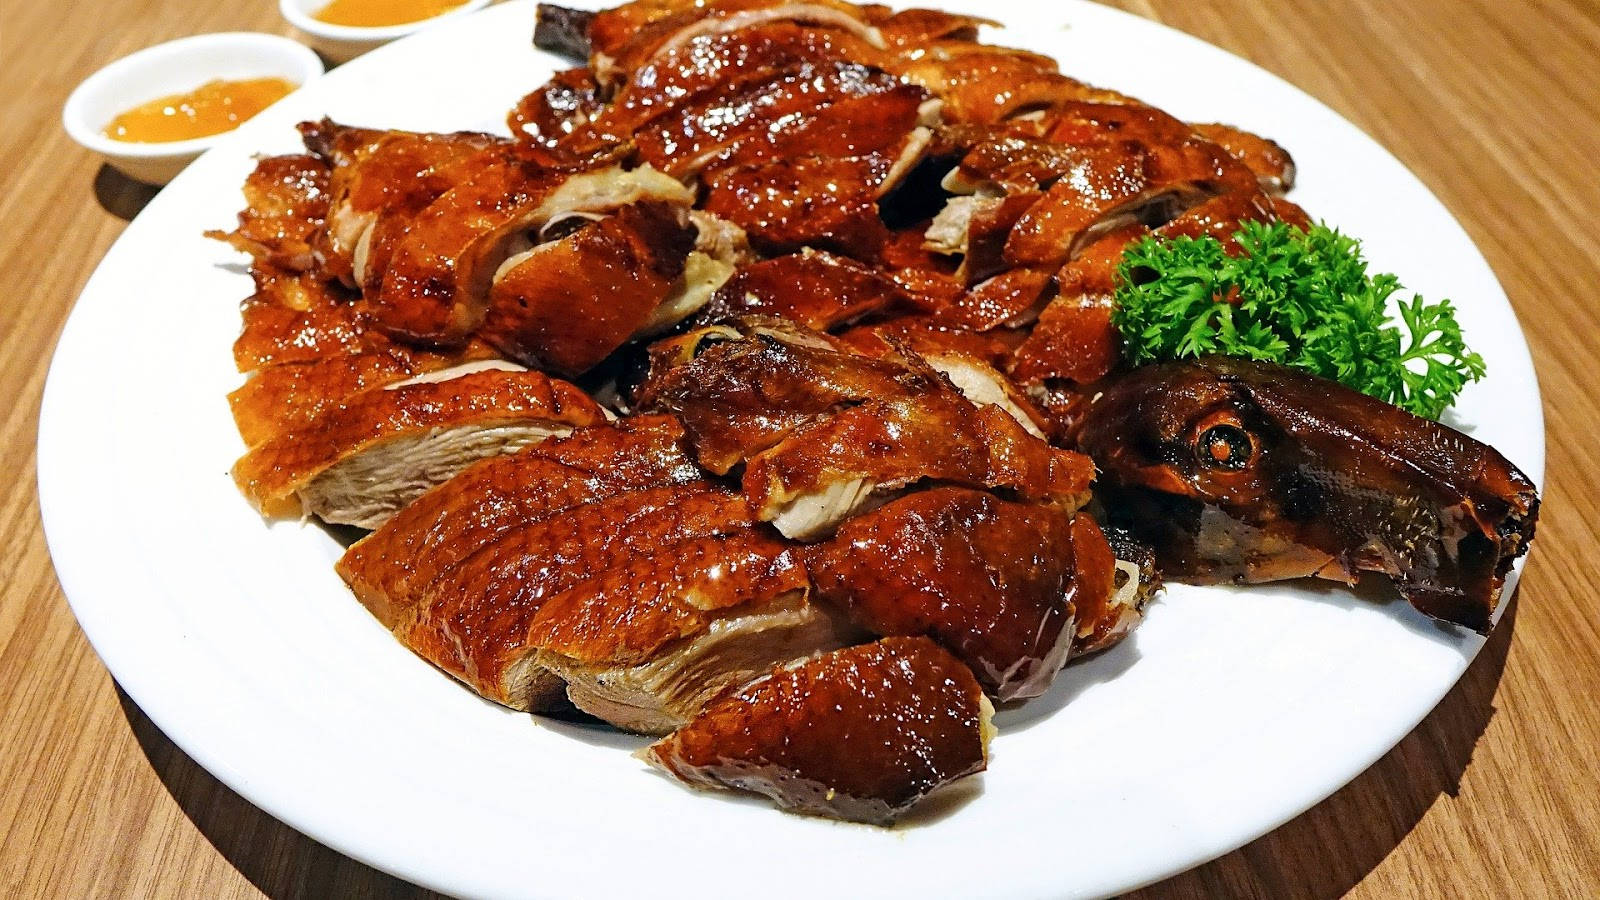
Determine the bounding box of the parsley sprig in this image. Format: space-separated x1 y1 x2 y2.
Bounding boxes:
1112 221 1485 419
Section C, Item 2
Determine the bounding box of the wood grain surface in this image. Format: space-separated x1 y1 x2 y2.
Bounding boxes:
3 1 1597 896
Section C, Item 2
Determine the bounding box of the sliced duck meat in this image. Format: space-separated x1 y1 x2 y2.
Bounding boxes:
337 415 702 625
836 316 1028 371
299 119 508 290
230 352 412 447
483 201 697 375
932 193 1044 284
205 153 330 272
1042 99 1210 149
807 488 1116 699
1084 527 1161 656
631 60 921 178
1189 122 1296 194
875 226 965 306
374 157 692 345
508 67 610 149
1156 188 1279 246
231 367 604 528
1272 196 1313 231
585 0 888 85
695 250 926 332
396 483 766 711
1007 292 1121 386
743 387 1095 539
872 8 997 46
228 342 510 446
999 153 1215 270
942 134 1139 195
932 266 1056 331
931 106 1262 273
702 152 897 257
894 41 1061 124
232 267 366 372
593 21 895 139
525 531 835 731
642 636 993 825
637 320 941 474
915 347 1049 438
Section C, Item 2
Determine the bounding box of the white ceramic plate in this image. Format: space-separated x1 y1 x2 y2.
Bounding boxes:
38 2 1544 897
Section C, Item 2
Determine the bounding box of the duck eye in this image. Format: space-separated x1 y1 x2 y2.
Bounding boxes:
1197 424 1253 470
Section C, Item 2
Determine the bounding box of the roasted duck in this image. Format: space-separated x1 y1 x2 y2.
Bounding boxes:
231 365 604 528
642 636 994 825
204 0 1540 825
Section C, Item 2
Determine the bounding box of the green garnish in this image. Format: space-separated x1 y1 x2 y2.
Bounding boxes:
1112 221 1485 419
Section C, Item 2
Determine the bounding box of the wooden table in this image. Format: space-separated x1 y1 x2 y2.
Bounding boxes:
4 1 1597 896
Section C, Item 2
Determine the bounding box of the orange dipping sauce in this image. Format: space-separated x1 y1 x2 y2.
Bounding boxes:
103 77 296 144
313 0 469 27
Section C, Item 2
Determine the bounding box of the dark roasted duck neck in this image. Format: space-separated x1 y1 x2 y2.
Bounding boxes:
1076 357 1538 632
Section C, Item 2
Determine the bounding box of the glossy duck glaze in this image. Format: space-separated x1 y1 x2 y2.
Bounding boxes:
643 636 992 825
637 320 942 473
336 415 702 622
807 487 1117 700
484 200 695 375
231 368 604 521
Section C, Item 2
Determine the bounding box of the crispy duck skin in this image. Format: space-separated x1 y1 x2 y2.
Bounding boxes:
231 368 604 526
837 316 1028 371
205 153 330 272
638 321 942 473
397 484 764 709
743 388 1096 539
232 268 366 372
521 530 819 725
807 488 1116 700
336 415 703 625
1072 518 1142 656
931 107 1263 275
582 0 888 84
1189 122 1296 194
370 149 577 343
872 8 996 45
230 352 411 446
933 266 1056 332
631 61 921 178
876 227 965 306
702 153 896 257
695 249 926 332
542 22 895 153
508 67 609 148
896 43 1077 125
228 345 507 447
299 119 508 290
947 134 1148 194
915 347 1050 439
948 194 1047 286
619 21 892 113
642 636 992 825
999 142 1250 271
483 201 696 375
373 155 691 345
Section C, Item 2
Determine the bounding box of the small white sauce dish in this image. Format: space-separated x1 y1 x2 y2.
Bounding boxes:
63 32 324 186
280 0 493 64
